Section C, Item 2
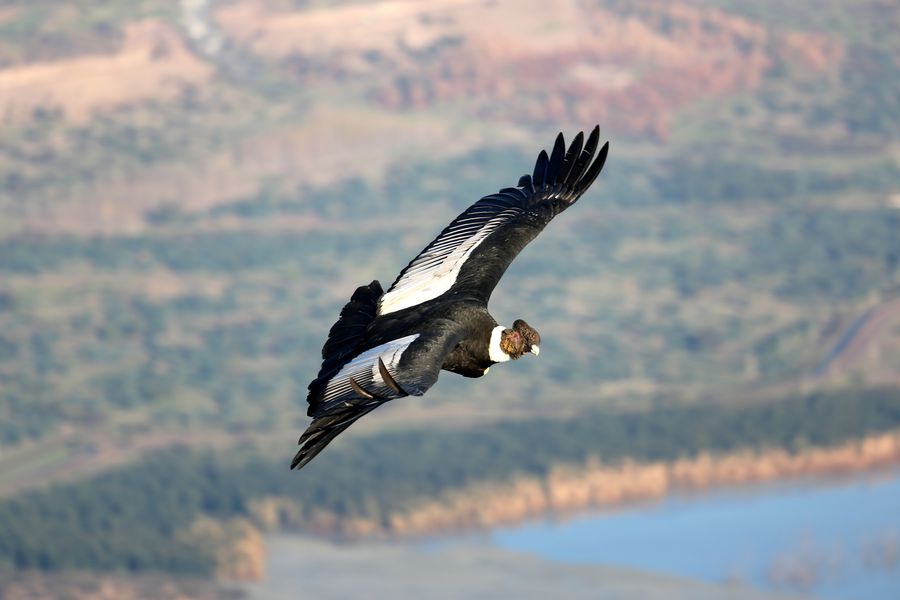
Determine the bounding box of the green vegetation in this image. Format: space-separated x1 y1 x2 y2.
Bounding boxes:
0 1 898 587
1 0 897 455
697 0 900 45
0 85 292 207
0 0 177 65
2 143 897 444
2 141 899 445
0 387 897 574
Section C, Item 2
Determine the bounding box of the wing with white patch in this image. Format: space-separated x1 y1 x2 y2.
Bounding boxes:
292 322 462 470
378 126 609 315
314 334 420 410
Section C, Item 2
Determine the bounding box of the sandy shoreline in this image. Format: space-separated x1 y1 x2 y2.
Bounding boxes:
258 430 900 539
242 534 811 600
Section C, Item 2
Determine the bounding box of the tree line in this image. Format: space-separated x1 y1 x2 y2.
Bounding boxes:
0 386 898 574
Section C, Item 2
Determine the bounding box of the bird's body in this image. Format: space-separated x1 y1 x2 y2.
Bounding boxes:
292 127 609 470
364 299 498 375
439 306 498 378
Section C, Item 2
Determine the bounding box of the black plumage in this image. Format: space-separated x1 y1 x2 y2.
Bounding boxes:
292 127 609 470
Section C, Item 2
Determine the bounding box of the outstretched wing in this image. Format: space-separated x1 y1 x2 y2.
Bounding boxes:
292 321 462 470
378 126 609 316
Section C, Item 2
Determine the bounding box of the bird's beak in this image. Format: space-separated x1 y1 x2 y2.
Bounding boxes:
530 345 540 356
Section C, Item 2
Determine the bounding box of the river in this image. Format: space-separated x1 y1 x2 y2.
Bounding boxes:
247 469 899 599
490 469 900 599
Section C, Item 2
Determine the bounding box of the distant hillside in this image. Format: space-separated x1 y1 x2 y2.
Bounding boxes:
0 0 898 511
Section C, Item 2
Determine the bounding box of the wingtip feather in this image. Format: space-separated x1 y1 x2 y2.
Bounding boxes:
559 131 584 183
577 140 609 193
291 440 325 471
292 403 382 470
517 174 533 190
546 132 566 186
532 149 549 188
568 127 596 183
521 126 608 200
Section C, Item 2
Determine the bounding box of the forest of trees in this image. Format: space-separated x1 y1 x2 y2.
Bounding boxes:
0 386 897 574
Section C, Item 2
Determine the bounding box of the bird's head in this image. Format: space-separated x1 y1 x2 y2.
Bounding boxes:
513 319 541 357
495 320 541 361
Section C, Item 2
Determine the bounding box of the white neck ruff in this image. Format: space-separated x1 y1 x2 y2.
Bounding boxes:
488 325 511 363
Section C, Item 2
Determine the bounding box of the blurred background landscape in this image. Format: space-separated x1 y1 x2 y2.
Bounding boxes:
0 0 898 598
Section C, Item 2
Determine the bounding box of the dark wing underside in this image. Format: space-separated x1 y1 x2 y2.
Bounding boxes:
292 320 462 470
377 126 609 315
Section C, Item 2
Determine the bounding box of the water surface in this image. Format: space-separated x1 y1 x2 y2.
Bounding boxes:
491 470 900 599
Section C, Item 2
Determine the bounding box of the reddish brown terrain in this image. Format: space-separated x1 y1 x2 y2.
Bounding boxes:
0 21 212 123
0 0 842 140
216 0 841 139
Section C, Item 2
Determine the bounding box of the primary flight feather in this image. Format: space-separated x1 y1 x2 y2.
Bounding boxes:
292 127 609 470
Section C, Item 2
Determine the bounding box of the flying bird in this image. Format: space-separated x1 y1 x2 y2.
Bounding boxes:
291 127 609 470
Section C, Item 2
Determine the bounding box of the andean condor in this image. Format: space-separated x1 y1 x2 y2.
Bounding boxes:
291 127 609 470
